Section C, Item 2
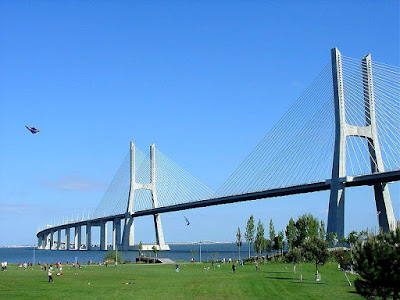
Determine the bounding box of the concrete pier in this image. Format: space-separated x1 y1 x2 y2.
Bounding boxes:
49 231 55 250
75 225 81 250
122 216 134 251
86 223 92 250
100 221 108 251
113 218 121 250
65 227 71 250
57 230 61 250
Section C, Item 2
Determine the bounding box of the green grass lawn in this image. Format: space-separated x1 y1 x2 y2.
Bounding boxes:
0 261 361 299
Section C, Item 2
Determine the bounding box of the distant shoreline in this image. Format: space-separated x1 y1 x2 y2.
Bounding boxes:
0 241 237 248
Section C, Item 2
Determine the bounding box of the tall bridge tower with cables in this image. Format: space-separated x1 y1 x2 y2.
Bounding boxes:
328 48 396 238
122 142 170 250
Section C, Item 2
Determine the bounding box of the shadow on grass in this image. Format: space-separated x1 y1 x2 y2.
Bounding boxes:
265 276 296 280
293 281 326 285
264 271 290 274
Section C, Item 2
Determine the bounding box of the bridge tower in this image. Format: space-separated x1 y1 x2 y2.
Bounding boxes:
121 142 170 251
327 48 396 238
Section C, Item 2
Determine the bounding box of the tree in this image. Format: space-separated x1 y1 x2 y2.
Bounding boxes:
263 238 272 260
236 227 242 261
269 219 276 249
302 236 329 280
292 214 321 247
332 248 352 270
253 238 263 258
286 246 302 274
307 215 319 239
347 231 359 248
274 230 284 257
293 214 310 247
254 237 272 261
319 220 326 240
152 246 158 260
245 215 255 258
327 232 338 248
358 230 368 241
285 217 296 251
339 237 347 247
346 231 360 272
254 219 265 258
273 230 284 256
353 228 400 299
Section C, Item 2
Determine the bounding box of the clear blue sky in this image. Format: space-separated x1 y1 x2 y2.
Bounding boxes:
0 1 399 246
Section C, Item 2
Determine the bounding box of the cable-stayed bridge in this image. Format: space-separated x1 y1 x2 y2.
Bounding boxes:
37 48 400 251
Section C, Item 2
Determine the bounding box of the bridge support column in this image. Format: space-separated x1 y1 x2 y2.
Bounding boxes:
49 231 55 250
150 144 168 250
44 232 50 250
57 230 62 250
42 234 46 249
113 218 121 250
37 236 42 249
122 142 169 250
42 233 47 249
100 221 108 251
327 48 347 239
75 225 81 250
361 54 396 232
154 214 166 249
122 141 136 251
65 227 71 250
328 48 396 238
86 223 92 251
43 233 47 249
122 216 134 251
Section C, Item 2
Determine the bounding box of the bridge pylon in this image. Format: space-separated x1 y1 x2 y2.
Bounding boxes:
121 142 169 251
327 48 396 239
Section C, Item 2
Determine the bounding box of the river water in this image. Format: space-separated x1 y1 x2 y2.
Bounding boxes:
0 243 255 264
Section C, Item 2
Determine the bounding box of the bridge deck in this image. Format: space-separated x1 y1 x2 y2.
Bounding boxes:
37 170 399 236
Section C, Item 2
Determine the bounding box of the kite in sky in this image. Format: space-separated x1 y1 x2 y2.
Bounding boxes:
183 215 190 226
25 126 40 134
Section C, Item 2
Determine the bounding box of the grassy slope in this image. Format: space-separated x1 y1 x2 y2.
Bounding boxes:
0 262 361 299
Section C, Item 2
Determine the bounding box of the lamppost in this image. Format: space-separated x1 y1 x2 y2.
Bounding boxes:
199 241 202 263
115 244 118 267
32 244 36 269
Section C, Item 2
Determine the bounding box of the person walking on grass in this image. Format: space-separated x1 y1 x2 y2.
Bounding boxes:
232 263 236 273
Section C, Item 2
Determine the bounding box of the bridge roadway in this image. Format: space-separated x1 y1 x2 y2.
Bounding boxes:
37 170 399 235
